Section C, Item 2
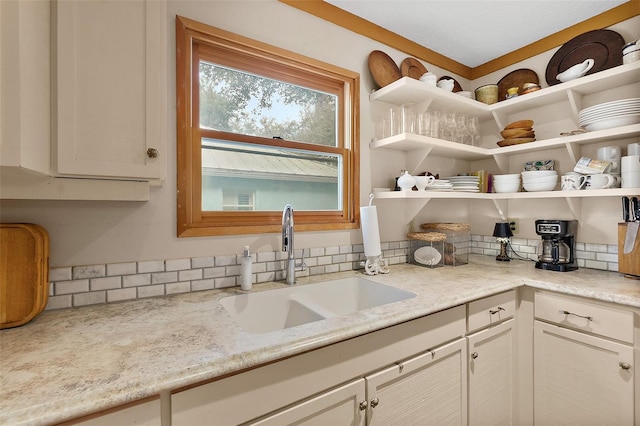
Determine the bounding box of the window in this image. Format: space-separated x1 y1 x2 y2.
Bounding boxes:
176 16 360 237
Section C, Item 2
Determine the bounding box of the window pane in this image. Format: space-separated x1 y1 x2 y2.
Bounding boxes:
202 138 342 211
199 62 338 147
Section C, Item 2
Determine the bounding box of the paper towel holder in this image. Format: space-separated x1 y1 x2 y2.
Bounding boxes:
360 193 389 275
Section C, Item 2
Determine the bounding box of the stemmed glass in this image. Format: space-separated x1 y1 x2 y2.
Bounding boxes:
467 115 480 146
441 112 457 142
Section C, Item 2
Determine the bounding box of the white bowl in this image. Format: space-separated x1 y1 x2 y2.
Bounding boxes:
521 170 557 178
522 175 558 183
494 182 520 193
493 173 520 180
523 180 557 192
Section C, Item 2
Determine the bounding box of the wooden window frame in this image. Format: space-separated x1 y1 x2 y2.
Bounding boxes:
176 16 360 237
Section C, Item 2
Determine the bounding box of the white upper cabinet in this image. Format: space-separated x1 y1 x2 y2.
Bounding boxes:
55 0 166 180
0 0 52 176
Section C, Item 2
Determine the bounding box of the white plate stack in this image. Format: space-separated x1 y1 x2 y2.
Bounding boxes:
426 179 454 191
445 176 480 192
578 98 640 131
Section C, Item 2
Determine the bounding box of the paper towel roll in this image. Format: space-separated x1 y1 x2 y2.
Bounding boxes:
361 205 382 257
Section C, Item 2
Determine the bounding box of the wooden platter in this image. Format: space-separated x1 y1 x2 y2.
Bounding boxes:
368 50 402 88
1 223 49 329
545 29 624 86
497 68 539 102
497 137 536 147
400 57 428 80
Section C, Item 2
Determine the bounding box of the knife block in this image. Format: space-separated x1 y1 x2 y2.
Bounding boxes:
618 223 640 278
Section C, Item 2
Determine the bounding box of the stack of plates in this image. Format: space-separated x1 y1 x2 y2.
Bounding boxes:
578 98 640 131
444 176 480 192
426 179 454 191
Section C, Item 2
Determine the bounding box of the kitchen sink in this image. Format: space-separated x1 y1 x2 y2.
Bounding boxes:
220 277 416 334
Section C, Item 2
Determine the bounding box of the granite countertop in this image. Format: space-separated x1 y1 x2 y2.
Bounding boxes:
1 255 639 425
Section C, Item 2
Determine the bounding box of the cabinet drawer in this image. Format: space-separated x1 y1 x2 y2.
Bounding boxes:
534 292 634 344
468 290 516 333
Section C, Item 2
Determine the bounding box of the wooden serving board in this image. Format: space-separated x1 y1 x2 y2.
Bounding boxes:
1 224 50 328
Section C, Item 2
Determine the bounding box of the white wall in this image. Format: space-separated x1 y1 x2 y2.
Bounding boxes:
1 1 637 267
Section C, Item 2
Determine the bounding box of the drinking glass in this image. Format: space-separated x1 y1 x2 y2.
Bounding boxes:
467 115 480 146
442 112 457 141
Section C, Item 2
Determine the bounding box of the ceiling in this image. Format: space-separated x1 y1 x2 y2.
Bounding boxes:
325 1 627 68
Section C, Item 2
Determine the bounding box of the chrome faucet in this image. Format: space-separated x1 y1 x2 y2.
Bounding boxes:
282 204 305 285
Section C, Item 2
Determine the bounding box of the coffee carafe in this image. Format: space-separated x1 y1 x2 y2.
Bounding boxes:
534 219 578 272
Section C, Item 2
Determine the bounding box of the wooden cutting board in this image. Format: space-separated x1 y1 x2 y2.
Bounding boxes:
1 224 50 329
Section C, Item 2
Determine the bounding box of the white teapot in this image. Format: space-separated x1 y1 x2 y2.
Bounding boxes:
437 78 455 92
556 58 595 83
397 171 416 191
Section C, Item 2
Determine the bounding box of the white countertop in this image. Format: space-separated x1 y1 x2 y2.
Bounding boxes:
1 255 639 425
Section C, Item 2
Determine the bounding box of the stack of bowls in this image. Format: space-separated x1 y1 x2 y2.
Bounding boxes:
493 174 521 193
521 170 558 192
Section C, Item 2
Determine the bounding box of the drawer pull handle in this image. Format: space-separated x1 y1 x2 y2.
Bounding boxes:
490 307 505 315
619 362 631 371
558 310 592 321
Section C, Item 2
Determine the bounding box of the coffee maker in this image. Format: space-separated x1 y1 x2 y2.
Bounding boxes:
535 219 578 272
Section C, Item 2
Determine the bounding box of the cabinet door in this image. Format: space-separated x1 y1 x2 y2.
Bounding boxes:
69 398 161 426
467 319 514 426
56 0 166 180
534 321 634 425
247 379 365 426
365 338 467 425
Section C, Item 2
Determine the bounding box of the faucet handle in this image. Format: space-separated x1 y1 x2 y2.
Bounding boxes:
296 249 307 271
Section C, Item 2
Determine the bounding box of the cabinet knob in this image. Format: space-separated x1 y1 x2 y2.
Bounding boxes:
471 352 479 359
619 362 632 370
146 148 159 158
359 400 368 411
370 397 380 408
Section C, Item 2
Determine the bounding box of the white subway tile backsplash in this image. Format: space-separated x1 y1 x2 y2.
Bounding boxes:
138 285 165 299
165 258 192 271
45 237 618 311
56 279 89 295
73 291 106 306
138 260 164 273
73 265 105 279
49 267 72 281
90 276 121 291
107 262 137 276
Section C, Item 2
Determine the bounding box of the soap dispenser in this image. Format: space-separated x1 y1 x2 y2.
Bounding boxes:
240 246 252 291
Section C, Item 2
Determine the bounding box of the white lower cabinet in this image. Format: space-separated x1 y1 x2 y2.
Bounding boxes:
533 291 636 425
171 305 466 425
68 398 161 426
249 379 366 426
467 319 514 426
365 338 467 425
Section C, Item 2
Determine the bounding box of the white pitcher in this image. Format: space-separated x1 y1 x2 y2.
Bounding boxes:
556 58 595 82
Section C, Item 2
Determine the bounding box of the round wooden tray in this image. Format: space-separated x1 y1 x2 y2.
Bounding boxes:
400 57 428 80
497 68 539 102
368 50 402 88
497 137 536 147
545 29 624 86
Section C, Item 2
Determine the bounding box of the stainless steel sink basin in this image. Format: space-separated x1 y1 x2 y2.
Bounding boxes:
220 277 415 334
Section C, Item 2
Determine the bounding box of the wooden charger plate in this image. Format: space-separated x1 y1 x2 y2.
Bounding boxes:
368 50 402 88
545 29 624 86
497 68 539 102
497 137 536 147
400 57 428 80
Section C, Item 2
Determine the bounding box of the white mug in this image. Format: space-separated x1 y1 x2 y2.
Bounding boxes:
561 174 586 191
585 173 617 190
628 143 640 156
621 155 640 173
597 146 621 174
622 171 640 188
